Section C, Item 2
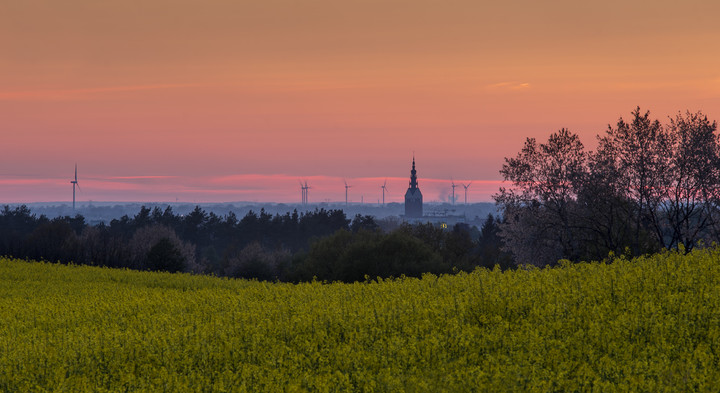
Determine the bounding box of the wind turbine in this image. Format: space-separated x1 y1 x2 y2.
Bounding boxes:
70 164 80 210
304 180 311 205
344 179 352 205
299 180 309 205
380 179 390 206
451 178 458 205
462 182 472 204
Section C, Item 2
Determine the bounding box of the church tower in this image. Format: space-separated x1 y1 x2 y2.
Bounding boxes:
404 155 423 217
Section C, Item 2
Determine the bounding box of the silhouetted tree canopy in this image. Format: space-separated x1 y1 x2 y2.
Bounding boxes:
496 107 720 266
0 204 503 282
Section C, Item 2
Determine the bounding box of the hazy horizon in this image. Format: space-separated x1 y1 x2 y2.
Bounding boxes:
0 172 501 204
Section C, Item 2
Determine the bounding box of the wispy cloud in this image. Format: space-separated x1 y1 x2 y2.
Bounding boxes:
486 81 531 91
0 84 202 101
107 176 179 180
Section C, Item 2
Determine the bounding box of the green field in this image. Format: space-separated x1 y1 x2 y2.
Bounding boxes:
2 251 720 392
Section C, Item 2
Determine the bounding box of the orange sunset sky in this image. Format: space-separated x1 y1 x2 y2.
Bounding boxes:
2 0 719 204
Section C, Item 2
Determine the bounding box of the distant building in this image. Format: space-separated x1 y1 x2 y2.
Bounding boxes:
404 156 423 217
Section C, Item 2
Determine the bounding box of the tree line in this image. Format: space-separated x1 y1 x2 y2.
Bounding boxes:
496 107 720 266
0 205 511 282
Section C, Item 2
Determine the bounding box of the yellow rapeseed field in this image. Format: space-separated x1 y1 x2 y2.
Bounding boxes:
1 250 720 392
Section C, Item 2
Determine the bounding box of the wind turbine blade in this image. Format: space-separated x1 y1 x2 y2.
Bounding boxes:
74 164 78 182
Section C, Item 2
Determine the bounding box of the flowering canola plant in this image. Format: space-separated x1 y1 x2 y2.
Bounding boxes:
1 250 720 392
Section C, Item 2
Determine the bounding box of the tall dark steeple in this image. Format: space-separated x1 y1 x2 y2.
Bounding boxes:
409 156 418 188
404 155 423 217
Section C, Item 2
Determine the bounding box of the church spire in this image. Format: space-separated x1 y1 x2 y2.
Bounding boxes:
409 155 418 189
405 154 423 218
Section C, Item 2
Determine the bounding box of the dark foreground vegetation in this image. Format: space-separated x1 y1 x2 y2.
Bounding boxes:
0 204 511 282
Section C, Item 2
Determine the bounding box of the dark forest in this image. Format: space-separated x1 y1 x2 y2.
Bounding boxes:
0 205 511 282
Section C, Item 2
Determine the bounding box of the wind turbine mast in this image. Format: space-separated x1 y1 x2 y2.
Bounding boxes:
304 180 310 205
70 164 79 210
381 179 389 207
462 182 472 204
451 178 458 206
344 179 352 206
299 180 307 205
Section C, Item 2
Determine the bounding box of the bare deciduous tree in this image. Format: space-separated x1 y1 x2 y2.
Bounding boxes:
598 107 672 253
662 111 720 251
495 128 586 266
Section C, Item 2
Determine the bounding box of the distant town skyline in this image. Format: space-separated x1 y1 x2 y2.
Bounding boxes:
0 170 502 204
2 0 719 203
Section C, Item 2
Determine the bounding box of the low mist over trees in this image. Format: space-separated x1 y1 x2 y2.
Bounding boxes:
496 107 720 266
